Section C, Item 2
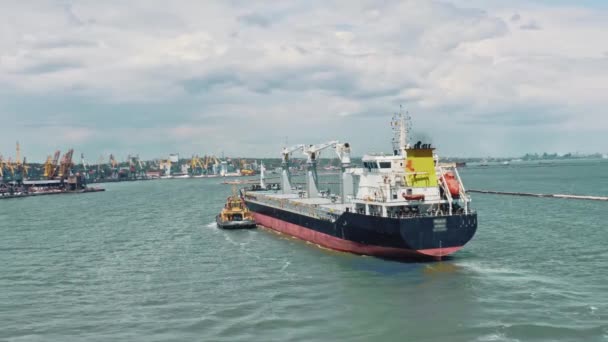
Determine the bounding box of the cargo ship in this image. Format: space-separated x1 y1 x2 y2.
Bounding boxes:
243 109 477 260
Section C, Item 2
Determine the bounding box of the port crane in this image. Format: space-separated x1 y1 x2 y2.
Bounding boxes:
21 157 29 179
81 153 89 179
97 155 105 179
57 149 74 179
44 150 61 179
134 155 146 179
159 159 172 177
0 155 5 179
189 155 205 175
109 154 119 178
15 142 22 180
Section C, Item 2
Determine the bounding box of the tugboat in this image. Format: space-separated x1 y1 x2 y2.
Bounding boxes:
242 108 477 260
216 189 257 229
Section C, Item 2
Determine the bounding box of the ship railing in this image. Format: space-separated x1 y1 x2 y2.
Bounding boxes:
248 193 340 222
452 166 469 214
356 185 386 202
437 166 454 215
436 164 470 215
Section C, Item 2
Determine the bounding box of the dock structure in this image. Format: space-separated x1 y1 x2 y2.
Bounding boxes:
469 189 608 201
0 176 104 200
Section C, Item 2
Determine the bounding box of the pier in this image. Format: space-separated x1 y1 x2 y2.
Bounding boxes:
469 189 608 201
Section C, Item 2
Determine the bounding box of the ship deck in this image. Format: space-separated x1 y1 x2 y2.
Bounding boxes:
258 192 351 211
244 191 351 220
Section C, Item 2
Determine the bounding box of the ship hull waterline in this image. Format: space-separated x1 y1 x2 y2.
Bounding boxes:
246 200 478 261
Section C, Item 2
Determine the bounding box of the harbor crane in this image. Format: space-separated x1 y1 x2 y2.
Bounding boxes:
134 155 146 179
57 149 74 179
44 150 61 179
0 155 5 178
189 155 206 175
81 153 89 179
97 155 105 179
21 157 29 179
109 154 118 178
11 142 28 181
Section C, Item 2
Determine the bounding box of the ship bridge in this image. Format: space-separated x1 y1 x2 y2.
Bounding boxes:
361 154 406 174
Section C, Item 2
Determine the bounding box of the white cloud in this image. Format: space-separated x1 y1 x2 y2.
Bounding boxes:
0 0 607 159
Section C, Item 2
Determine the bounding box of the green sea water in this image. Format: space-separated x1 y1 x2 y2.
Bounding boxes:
1 160 607 341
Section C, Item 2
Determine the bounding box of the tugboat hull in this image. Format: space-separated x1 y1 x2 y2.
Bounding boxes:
215 215 257 229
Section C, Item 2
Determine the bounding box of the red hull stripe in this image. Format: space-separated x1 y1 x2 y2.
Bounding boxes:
252 213 462 258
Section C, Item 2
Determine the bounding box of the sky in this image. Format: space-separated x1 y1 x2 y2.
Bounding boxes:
0 0 607 162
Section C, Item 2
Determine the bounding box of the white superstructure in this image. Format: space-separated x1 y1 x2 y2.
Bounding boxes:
257 109 472 219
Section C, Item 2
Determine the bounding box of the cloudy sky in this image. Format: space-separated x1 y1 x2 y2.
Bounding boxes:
0 0 607 161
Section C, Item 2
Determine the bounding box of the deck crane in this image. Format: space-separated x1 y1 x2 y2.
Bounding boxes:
280 144 305 194
301 141 339 198
334 142 353 203
259 160 266 188
58 149 74 179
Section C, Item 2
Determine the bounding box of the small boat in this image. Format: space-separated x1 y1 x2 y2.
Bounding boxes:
216 191 257 229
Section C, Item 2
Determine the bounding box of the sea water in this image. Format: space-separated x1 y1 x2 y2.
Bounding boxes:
1 160 607 341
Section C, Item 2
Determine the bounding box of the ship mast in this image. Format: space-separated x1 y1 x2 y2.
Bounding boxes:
392 106 411 156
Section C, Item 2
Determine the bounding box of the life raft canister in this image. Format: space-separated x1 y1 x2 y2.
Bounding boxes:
443 172 460 197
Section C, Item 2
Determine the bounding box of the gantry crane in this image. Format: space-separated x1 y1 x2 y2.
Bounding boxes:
109 154 119 178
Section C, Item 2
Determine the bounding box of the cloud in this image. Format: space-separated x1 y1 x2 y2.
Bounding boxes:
520 20 542 30
0 0 607 160
238 13 273 28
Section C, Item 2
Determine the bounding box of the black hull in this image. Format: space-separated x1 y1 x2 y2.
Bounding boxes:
245 200 477 259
